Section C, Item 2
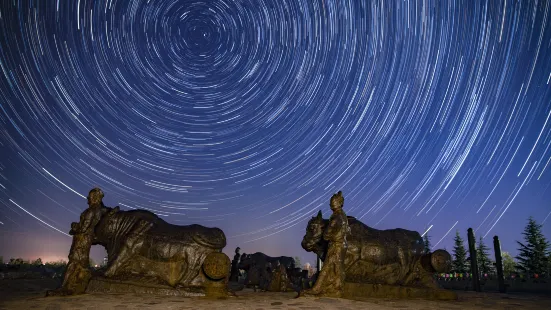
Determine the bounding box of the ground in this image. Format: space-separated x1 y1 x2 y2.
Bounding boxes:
1 279 551 309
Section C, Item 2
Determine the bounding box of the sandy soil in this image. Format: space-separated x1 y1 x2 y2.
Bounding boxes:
1 279 551 309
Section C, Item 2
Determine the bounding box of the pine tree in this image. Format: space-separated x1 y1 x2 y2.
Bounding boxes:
452 231 468 273
293 256 302 269
476 236 494 276
515 217 550 276
501 252 516 276
423 234 431 254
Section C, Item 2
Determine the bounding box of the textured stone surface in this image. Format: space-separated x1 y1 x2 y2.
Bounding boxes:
85 277 205 297
2 279 551 309
342 282 458 300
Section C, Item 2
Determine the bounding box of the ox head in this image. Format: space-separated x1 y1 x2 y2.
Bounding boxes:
301 210 327 256
237 254 253 271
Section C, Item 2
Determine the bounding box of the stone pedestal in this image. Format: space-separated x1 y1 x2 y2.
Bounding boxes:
204 279 229 298
86 277 205 297
342 282 458 300
85 253 232 298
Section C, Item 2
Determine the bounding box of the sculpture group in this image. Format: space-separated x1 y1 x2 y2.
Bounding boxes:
234 251 299 292
48 188 230 297
49 187 454 300
301 191 454 299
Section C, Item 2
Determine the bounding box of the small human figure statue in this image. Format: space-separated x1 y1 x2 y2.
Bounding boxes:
302 191 349 298
266 260 289 292
247 260 260 292
47 188 119 296
279 261 289 292
259 262 272 291
229 247 241 282
268 261 282 291
238 252 248 282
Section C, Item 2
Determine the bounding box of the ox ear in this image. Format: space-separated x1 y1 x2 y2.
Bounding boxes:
316 210 322 219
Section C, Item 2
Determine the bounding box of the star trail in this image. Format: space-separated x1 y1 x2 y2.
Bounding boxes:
0 0 550 264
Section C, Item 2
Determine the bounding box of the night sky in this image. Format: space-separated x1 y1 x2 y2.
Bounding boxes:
0 0 550 267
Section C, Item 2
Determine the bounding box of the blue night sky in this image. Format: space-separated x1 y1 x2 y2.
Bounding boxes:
0 0 550 266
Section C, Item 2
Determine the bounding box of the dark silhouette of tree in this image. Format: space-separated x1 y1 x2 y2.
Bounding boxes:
32 258 43 266
515 217 550 276
452 231 468 273
423 234 431 254
44 259 67 269
9 258 24 265
476 236 493 275
293 256 302 269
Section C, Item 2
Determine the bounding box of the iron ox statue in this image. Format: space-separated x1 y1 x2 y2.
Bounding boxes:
50 188 230 297
238 252 295 272
237 252 295 290
92 208 228 287
302 211 451 288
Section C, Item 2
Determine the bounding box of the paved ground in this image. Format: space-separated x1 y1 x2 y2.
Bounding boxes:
1 279 551 309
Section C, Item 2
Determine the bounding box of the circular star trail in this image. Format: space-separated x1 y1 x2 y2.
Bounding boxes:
0 0 550 261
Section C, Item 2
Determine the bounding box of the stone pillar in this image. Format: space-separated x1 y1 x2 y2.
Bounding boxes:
467 228 481 292
493 236 506 293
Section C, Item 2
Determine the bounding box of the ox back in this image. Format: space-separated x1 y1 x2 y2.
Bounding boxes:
93 209 161 256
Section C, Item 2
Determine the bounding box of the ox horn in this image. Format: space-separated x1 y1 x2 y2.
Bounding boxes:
316 210 322 219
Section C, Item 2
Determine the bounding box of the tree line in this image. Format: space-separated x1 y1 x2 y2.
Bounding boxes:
0 257 101 269
424 217 550 278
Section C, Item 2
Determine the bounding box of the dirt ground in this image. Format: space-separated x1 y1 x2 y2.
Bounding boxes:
1 279 551 310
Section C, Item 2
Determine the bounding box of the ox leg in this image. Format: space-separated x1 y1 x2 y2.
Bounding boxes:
401 257 419 286
177 248 209 288
104 239 145 277
178 249 204 286
104 221 152 278
181 261 202 288
396 248 407 285
189 271 205 287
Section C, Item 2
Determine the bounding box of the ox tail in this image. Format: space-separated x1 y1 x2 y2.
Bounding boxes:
192 227 227 250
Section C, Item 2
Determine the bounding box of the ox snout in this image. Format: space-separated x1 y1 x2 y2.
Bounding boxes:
301 237 313 251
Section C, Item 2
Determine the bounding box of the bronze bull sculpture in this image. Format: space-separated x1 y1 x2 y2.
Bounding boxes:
237 252 295 290
237 252 295 271
92 208 228 289
301 211 451 288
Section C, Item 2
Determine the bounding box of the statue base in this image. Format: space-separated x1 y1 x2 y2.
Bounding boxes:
86 277 205 297
342 282 458 300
